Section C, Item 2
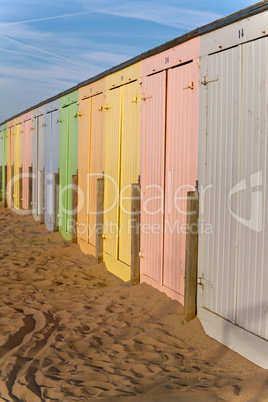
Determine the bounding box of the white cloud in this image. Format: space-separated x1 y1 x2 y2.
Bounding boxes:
98 2 223 30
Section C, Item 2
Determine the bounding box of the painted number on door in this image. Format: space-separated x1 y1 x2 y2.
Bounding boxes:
238 29 244 39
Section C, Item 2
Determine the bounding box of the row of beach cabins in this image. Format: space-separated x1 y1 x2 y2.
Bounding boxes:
0 2 267 368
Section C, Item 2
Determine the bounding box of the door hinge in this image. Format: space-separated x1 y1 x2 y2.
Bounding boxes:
201 75 219 85
198 277 214 289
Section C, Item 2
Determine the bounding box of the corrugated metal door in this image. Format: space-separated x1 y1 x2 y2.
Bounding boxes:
140 63 198 302
201 47 241 322
32 111 45 217
59 105 69 233
22 115 33 210
0 128 2 172
201 36 268 338
104 87 121 258
44 105 60 230
59 95 78 239
0 125 3 201
14 122 22 209
1 125 7 202
236 37 268 339
78 96 90 243
67 102 78 233
78 91 104 251
119 81 141 266
103 67 141 281
140 71 166 284
88 94 104 247
6 124 13 208
163 62 198 297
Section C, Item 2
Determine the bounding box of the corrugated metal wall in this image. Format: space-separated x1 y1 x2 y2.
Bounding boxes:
200 46 241 322
0 124 6 201
140 38 200 303
237 37 268 339
44 100 60 231
59 91 79 240
196 11 268 368
22 111 33 210
6 121 14 208
13 118 22 209
140 71 166 284
198 31 268 354
77 81 105 255
32 107 45 218
103 62 141 281
0 127 2 170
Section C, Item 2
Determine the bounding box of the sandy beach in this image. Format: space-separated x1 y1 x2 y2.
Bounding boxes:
0 205 267 401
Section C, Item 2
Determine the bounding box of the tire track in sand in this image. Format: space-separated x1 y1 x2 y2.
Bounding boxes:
0 308 58 402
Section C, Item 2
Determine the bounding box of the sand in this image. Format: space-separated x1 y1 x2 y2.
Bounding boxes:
0 206 267 402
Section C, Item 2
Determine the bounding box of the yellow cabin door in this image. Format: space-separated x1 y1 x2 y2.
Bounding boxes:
103 87 121 259
88 94 104 248
78 93 104 251
78 97 90 243
119 81 140 266
103 80 141 279
14 124 22 209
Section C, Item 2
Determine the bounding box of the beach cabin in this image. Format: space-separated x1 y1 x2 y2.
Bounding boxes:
44 99 60 231
139 38 200 304
77 79 105 255
59 90 79 240
197 3 268 368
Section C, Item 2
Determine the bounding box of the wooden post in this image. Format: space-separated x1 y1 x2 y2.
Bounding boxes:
19 166 23 210
131 183 141 285
96 177 104 263
72 172 78 243
11 164 14 209
39 170 44 224
53 171 59 232
184 191 199 322
4 165 7 208
28 166 32 212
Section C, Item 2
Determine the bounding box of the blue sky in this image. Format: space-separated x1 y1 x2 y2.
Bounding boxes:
0 0 255 122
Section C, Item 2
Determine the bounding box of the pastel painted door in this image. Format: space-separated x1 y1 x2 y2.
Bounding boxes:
78 96 91 244
32 112 45 218
78 93 104 250
119 81 141 266
14 122 22 209
44 107 60 230
163 62 199 297
200 37 268 339
103 80 141 280
0 125 6 201
140 71 166 285
59 101 78 239
22 116 33 210
140 62 199 303
6 124 13 208
104 87 121 259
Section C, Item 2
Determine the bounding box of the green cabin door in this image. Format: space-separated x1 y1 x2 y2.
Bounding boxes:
59 96 78 239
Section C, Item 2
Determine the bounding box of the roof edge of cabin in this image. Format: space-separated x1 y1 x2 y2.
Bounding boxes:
1 1 267 126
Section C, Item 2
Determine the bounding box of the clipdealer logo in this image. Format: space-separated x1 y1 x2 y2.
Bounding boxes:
228 171 263 233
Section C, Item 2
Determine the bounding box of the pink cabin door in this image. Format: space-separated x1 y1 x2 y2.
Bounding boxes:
140 62 199 303
140 70 166 284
